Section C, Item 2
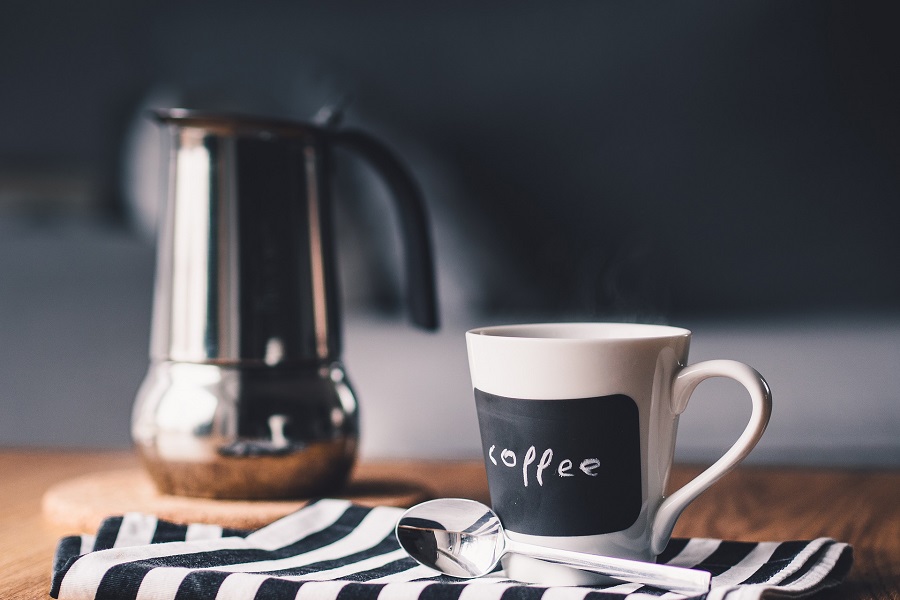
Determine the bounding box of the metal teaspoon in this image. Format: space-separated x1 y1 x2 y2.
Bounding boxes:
395 498 711 594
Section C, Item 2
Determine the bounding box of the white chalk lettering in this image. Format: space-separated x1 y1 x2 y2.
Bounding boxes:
537 448 553 485
580 458 601 476
487 443 605 488
522 446 536 486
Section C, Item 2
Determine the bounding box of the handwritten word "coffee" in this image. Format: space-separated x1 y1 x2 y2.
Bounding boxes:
488 445 600 487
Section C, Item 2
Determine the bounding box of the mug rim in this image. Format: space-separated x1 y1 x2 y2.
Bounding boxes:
466 322 691 341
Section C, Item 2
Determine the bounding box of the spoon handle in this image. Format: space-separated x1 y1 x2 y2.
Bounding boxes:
505 540 711 594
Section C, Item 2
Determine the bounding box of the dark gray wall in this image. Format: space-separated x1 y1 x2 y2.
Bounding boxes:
2 1 899 322
2 2 899 464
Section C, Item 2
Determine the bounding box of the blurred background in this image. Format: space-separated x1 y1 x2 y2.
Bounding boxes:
1 1 898 466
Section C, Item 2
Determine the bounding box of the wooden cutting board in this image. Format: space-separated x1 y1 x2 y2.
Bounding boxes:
42 467 432 533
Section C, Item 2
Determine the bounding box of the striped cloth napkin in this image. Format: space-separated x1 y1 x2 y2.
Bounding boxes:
51 499 852 600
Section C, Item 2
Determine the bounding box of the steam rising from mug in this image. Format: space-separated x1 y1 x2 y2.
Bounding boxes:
132 109 438 499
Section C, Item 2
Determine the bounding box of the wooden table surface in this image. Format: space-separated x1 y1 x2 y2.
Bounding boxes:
0 450 897 600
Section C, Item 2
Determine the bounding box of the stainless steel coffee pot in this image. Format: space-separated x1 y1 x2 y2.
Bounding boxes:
132 109 438 499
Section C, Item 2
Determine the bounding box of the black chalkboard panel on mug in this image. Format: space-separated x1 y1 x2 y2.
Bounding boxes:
474 389 642 537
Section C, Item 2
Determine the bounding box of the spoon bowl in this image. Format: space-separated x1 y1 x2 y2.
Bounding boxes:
396 498 504 578
395 498 711 594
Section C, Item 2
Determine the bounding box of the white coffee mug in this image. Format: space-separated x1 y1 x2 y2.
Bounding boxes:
466 322 772 585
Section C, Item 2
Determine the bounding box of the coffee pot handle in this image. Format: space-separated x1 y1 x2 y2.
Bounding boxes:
650 360 772 555
332 130 439 330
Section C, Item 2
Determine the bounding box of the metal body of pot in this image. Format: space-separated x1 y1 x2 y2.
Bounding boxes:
132 109 438 499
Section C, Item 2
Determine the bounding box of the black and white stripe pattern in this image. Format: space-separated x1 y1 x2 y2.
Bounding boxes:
51 499 852 600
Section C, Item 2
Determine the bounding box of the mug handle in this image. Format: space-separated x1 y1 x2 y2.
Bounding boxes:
650 360 772 555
